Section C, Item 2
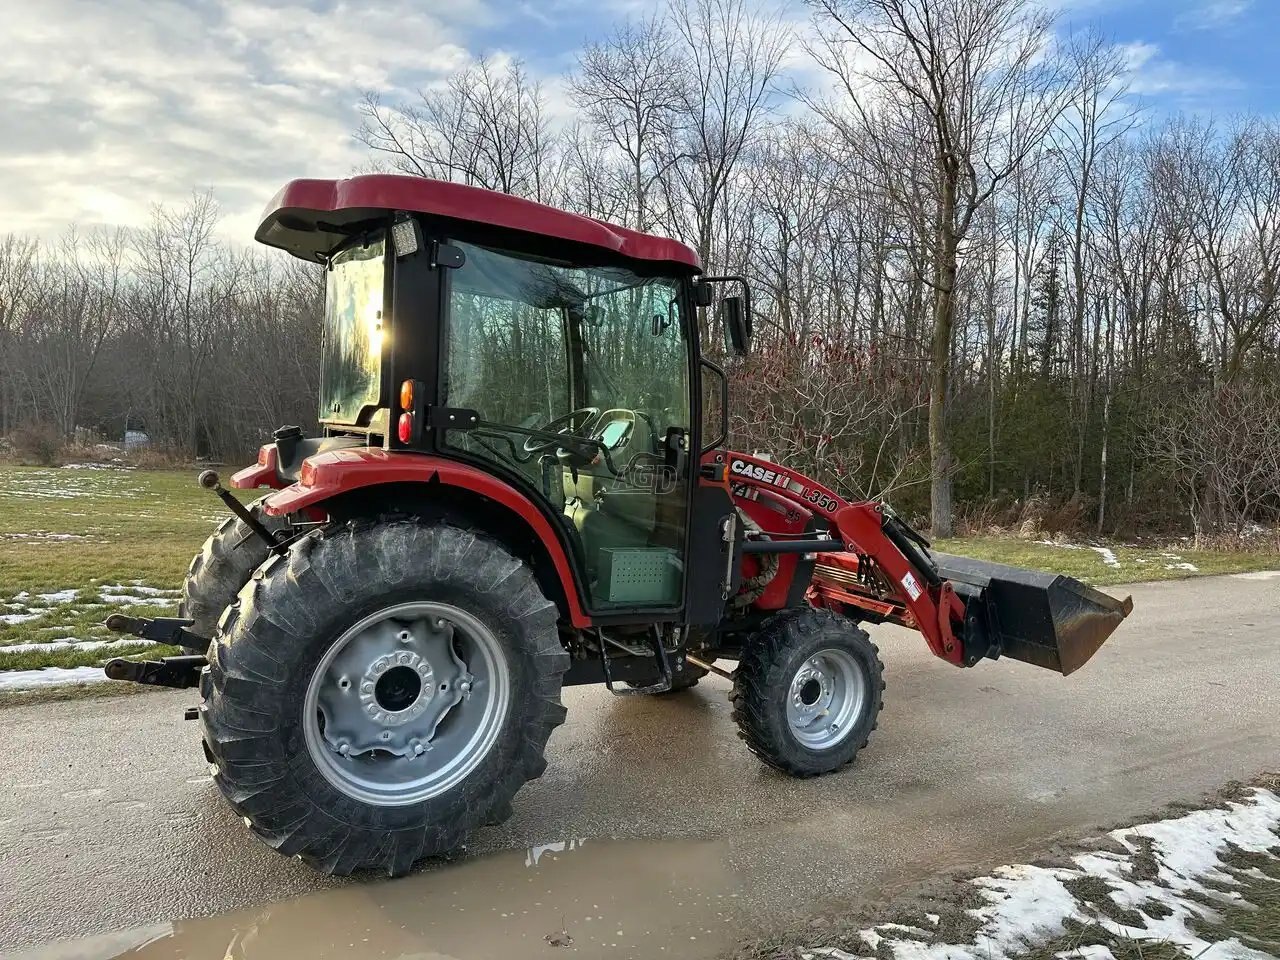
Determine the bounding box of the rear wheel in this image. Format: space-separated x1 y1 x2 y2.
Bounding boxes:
181 496 290 640
731 608 884 777
200 519 569 876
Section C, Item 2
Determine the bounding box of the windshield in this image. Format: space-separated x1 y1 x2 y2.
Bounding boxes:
320 236 385 423
444 243 687 426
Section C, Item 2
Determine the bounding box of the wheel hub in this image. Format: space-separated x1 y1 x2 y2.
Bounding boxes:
303 602 505 805
784 648 868 750
361 650 433 724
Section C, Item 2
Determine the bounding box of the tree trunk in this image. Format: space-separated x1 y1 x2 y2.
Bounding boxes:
929 180 960 538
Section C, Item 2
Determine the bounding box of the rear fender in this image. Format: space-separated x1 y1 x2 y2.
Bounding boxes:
260 448 590 627
229 444 283 490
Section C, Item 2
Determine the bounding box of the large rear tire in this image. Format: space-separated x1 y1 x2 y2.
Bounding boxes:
181 496 290 640
731 608 884 777
199 519 569 876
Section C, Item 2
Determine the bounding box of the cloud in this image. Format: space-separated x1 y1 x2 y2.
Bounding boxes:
0 0 494 241
1174 0 1253 31
1117 40 1243 99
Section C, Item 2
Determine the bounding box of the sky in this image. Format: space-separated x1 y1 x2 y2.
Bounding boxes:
1 0 1277 245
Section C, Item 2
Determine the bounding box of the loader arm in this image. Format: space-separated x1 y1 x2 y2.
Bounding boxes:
714 451 1131 675
713 451 967 666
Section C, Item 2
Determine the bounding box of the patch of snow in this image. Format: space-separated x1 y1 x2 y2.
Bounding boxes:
1164 562 1198 572
924 914 940 926
60 462 133 470
1056 947 1115 960
970 864 1084 954
1232 570 1280 580
0 532 90 542
1033 540 1122 568
835 789 1280 960
0 638 156 655
1034 539 1085 550
0 666 112 690
97 593 178 608
36 589 79 604
1090 546 1120 568
0 612 40 626
100 583 178 597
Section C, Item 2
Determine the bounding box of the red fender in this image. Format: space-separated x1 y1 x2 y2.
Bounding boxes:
258 448 591 627
230 444 284 490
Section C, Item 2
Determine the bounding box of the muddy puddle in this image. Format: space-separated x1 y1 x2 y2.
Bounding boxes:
14 837 746 960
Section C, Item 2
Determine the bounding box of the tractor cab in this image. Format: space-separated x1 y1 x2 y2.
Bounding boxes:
254 175 750 617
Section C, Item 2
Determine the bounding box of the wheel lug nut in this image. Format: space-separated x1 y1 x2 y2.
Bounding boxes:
337 741 350 756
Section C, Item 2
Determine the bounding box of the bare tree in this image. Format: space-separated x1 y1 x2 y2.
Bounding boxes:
569 15 685 231
358 56 559 200
810 0 1067 536
663 0 790 270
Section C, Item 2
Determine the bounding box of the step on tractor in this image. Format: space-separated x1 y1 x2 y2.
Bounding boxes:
105 175 1133 877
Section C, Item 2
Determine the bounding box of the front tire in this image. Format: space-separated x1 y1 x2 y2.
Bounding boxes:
731 608 884 777
200 519 569 876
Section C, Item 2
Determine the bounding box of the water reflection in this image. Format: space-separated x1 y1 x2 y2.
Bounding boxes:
17 837 741 960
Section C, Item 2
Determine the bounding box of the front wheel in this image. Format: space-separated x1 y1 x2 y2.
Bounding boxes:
200 520 569 876
731 608 884 777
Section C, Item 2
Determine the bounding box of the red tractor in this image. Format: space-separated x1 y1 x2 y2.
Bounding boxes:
105 175 1131 877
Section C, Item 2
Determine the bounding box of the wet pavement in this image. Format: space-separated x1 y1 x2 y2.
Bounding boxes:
3 572 1278 959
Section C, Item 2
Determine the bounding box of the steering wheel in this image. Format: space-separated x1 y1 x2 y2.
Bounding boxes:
522 407 599 454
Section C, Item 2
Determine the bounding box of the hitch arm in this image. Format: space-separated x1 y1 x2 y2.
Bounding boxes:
104 655 206 689
104 613 210 652
198 470 286 556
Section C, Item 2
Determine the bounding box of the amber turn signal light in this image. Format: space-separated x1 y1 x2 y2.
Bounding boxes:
399 379 414 411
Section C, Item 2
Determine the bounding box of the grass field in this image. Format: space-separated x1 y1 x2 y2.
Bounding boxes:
1 464 1276 681
932 536 1280 585
0 465 249 677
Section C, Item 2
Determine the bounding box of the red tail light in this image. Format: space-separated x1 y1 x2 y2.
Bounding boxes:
397 412 414 444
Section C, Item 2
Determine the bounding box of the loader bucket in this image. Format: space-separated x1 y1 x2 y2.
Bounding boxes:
933 553 1133 676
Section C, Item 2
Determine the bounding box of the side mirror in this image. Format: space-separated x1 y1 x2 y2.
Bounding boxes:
718 295 750 356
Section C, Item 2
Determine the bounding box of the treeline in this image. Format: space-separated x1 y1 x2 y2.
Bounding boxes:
0 194 323 458
4 0 1279 540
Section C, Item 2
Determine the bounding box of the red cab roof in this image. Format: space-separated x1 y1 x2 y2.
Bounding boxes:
256 174 701 270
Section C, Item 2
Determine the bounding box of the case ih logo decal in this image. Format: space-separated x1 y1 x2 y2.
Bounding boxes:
728 459 841 516
730 459 789 486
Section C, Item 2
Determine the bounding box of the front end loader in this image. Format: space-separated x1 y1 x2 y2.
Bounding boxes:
105 174 1131 876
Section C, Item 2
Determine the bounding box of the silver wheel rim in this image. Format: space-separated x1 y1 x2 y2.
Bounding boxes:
302 601 510 806
785 647 867 750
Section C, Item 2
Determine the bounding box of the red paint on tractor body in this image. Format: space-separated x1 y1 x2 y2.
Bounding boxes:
256 175 701 270
230 445 282 490
259 448 591 627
